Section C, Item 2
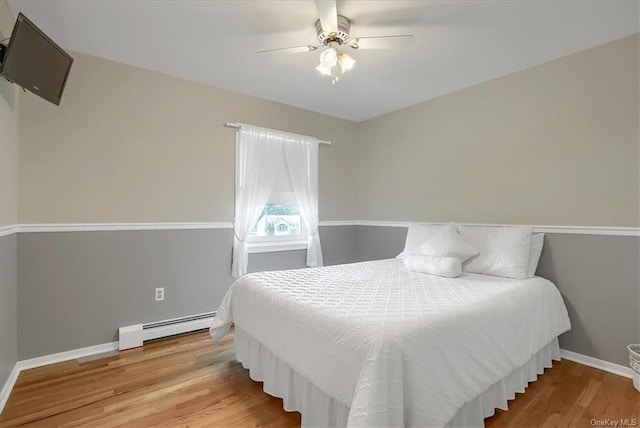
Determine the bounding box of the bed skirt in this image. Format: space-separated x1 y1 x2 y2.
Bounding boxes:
234 327 560 427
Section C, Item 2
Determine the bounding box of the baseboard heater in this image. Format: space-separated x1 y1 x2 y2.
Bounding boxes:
118 311 216 350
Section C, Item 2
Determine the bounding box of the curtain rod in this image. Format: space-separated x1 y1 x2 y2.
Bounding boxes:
223 122 331 145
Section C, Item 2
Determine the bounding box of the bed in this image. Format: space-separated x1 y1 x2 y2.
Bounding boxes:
210 258 571 427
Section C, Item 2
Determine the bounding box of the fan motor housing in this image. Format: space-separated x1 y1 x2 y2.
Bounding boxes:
315 15 351 46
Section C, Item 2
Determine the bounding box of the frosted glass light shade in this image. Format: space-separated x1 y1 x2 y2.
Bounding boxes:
315 63 332 76
338 52 356 72
320 48 338 67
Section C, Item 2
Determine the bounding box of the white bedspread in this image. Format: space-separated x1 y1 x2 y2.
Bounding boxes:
210 259 571 427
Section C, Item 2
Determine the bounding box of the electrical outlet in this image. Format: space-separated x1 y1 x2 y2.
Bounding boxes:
155 287 165 301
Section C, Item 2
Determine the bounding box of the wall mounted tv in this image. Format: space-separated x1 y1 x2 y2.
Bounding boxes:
0 12 73 106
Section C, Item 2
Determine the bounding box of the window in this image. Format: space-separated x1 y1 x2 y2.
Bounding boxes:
251 204 301 237
244 161 307 252
232 124 322 277
247 194 307 252
277 223 288 232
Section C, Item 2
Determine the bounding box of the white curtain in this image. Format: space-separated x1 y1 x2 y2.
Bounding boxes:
232 126 281 278
284 136 323 267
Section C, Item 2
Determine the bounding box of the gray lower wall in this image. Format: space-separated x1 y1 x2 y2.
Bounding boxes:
15 224 639 367
0 234 18 387
17 225 359 360
356 226 407 262
536 234 640 366
18 229 233 359
250 225 361 273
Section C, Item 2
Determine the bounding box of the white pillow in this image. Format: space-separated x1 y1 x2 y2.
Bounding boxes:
403 254 462 278
396 223 446 259
526 233 545 278
459 225 533 279
419 222 479 263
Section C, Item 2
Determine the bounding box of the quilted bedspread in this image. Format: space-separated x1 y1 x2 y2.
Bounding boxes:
210 259 570 427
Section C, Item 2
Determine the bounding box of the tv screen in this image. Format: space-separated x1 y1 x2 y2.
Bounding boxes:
0 13 73 105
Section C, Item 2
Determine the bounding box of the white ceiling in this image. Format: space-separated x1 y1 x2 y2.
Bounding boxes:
7 0 639 122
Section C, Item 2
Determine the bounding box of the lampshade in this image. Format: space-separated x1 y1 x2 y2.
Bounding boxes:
320 48 338 67
315 63 332 76
316 48 355 82
338 52 356 72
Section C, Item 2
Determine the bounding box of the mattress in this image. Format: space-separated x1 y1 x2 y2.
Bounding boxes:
210 259 571 427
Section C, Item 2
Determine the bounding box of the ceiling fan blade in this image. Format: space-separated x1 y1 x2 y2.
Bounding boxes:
349 35 414 50
257 45 319 56
315 0 338 33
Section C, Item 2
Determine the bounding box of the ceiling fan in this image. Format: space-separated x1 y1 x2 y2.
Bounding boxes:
257 0 414 84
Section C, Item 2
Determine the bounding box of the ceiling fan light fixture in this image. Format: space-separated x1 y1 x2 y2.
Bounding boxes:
338 52 356 72
257 1 415 84
320 47 338 67
315 62 332 76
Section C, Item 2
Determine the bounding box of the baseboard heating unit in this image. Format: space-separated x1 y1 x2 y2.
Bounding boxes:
118 311 216 350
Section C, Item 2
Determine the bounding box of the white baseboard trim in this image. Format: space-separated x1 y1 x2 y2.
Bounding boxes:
560 349 633 379
19 342 119 371
0 362 20 413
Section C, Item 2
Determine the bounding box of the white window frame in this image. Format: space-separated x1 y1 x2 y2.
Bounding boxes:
245 201 308 254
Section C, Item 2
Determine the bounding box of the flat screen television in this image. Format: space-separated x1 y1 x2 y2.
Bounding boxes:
0 12 73 105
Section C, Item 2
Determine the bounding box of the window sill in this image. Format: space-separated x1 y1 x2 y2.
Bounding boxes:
246 241 308 254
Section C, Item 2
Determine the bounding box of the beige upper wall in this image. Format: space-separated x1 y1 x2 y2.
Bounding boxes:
18 34 640 227
19 52 359 223
0 0 18 227
358 34 639 227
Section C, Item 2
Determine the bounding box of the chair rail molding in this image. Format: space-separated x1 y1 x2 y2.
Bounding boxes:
3 221 638 236
0 224 19 237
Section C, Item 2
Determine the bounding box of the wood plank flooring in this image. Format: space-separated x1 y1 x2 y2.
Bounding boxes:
1 331 638 427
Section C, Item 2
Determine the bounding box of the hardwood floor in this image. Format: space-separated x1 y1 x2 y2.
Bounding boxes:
1 331 638 427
